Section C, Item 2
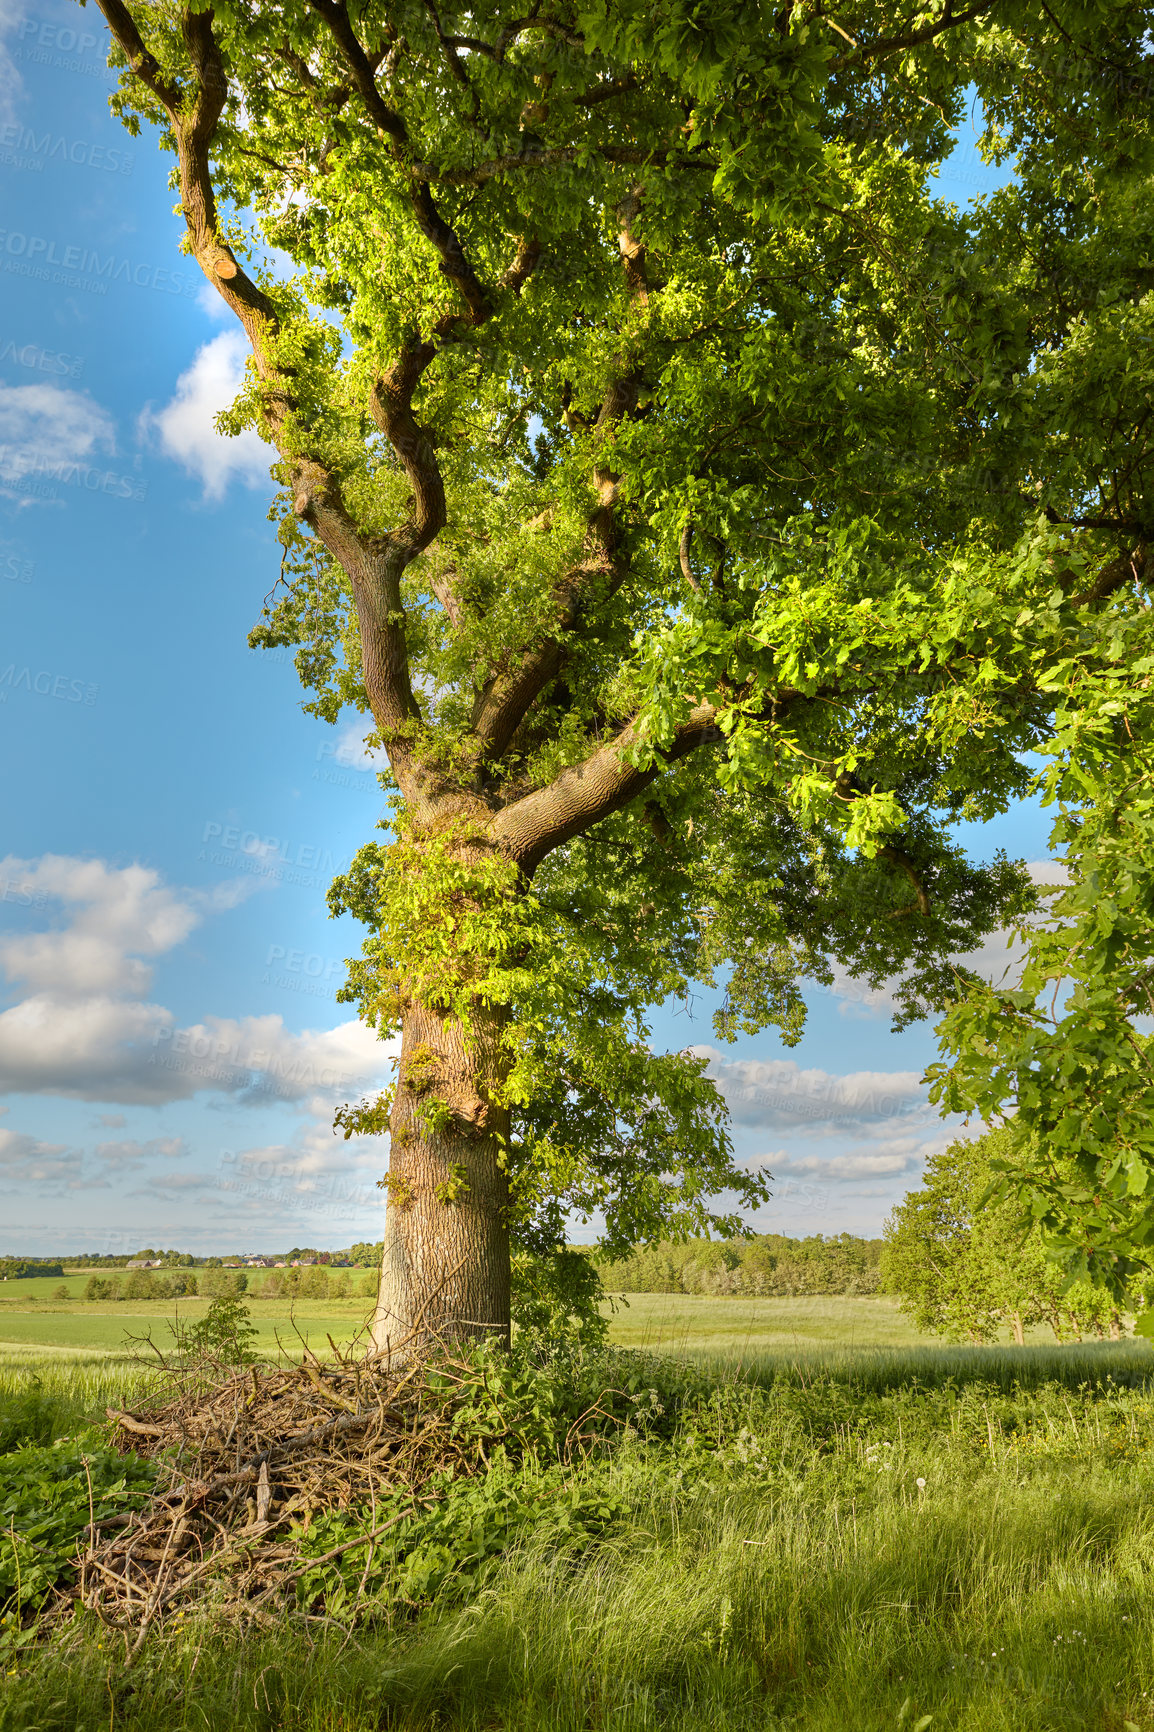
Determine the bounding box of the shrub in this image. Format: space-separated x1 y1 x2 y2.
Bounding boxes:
84 1276 123 1302
200 1268 248 1299
123 1270 171 1301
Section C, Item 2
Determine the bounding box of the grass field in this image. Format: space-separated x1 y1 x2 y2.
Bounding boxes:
4 1296 1154 1729
608 1291 940 1351
0 1290 376 1360
0 1288 930 1363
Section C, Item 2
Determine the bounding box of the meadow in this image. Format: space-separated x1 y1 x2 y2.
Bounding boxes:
3 1292 1154 1730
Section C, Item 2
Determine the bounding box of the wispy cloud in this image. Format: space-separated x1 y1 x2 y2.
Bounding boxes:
0 382 115 500
140 331 272 500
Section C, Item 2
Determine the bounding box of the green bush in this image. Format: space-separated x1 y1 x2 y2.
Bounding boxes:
199 1267 248 1299
83 1275 122 1302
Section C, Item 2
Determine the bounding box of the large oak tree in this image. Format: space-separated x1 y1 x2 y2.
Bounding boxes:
92 0 1152 1347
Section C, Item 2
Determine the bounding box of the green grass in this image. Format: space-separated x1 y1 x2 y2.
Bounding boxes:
605 1291 940 1351
0 1358 149 1451
5 1303 1154 1728
0 1296 375 1361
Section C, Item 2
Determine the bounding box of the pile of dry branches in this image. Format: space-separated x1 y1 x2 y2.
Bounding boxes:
72 1345 495 1655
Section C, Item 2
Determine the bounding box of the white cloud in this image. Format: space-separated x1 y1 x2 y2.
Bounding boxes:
0 382 115 498
695 1048 924 1130
1027 858 1068 887
0 1107 80 1185
769 1150 921 1177
141 331 272 500
0 855 393 1106
0 856 199 996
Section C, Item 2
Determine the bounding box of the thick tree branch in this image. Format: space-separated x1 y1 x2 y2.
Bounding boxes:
490 705 727 872
367 233 542 620
1069 543 1151 607
431 144 712 187
307 0 491 322
878 843 932 917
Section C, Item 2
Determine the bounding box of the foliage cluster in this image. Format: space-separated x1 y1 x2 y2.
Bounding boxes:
0 1438 156 1639
0 1263 63 1282
599 1233 883 1297
882 1128 1144 1343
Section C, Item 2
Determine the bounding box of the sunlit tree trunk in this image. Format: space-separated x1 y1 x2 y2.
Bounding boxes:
371 999 511 1356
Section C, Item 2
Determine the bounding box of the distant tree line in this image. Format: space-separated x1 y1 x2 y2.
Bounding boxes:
0 1259 64 1279
597 1234 884 1298
84 1269 201 1302
881 1129 1152 1343
252 1266 375 1300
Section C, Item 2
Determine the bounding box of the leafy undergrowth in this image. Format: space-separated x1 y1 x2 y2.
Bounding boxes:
4 1342 1154 1726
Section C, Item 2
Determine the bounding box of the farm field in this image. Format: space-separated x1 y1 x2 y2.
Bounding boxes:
608 1290 941 1351
0 1285 1131 1365
0 1293 375 1360
0 1288 973 1366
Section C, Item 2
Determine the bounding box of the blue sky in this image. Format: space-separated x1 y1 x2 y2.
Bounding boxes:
0 8 1045 1257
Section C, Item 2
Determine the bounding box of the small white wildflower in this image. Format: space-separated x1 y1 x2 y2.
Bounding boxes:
916 1477 926 1490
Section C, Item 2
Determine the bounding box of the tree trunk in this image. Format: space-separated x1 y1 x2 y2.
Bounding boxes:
1011 1311 1024 1346
371 998 511 1357
1110 1311 1122 1340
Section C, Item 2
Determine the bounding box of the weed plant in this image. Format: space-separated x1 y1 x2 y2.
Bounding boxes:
3 1342 1154 1728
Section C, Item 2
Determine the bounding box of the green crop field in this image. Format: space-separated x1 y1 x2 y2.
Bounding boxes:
0 1287 1135 1370
0 1294 376 1361
0 1289 975 1368
607 1291 938 1351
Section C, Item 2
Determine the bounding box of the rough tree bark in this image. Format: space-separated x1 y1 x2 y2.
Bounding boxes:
373 998 512 1355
